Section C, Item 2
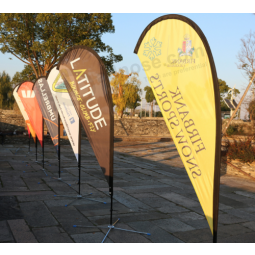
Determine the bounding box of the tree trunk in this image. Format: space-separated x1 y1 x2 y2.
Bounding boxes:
151 102 153 117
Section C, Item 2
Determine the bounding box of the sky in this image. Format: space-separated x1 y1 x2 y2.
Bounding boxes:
0 13 254 117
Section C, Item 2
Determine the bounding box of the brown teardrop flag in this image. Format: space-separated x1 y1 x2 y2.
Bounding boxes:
57 46 114 187
17 81 43 147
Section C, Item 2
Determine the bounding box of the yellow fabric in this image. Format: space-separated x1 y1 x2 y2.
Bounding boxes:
26 120 36 143
137 19 216 233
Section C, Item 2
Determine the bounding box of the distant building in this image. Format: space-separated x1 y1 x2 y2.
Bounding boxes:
221 111 230 119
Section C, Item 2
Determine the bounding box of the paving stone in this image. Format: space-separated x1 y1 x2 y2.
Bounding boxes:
189 206 204 215
1 140 255 243
50 206 99 235
235 191 255 199
181 219 210 230
170 212 205 221
152 218 195 233
218 213 247 225
8 219 37 243
113 191 153 211
242 221 255 231
71 232 113 243
135 196 173 208
155 192 200 209
219 203 233 211
32 226 73 243
131 193 159 199
156 205 189 214
15 192 55 202
75 201 128 215
158 178 194 191
220 192 255 204
88 212 170 226
223 208 255 221
19 201 58 227
45 181 78 195
22 177 51 191
0 196 23 221
99 222 151 243
218 232 255 243
127 220 184 243
121 184 170 191
217 223 252 239
174 228 212 242
238 206 255 213
0 220 14 242
219 195 246 207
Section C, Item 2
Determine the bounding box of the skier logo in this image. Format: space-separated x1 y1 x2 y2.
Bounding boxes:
52 73 67 93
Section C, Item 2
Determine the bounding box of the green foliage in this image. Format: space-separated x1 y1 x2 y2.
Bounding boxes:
156 111 163 117
0 71 15 109
226 125 238 136
144 86 157 117
248 100 255 120
11 65 36 86
226 124 245 136
0 13 122 77
221 104 230 111
227 138 255 163
218 79 240 109
111 69 141 117
144 86 155 103
124 76 141 111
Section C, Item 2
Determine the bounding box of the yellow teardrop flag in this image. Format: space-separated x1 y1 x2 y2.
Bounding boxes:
134 14 221 240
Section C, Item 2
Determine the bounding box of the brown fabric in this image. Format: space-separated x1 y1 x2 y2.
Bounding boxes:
57 46 114 187
134 14 222 239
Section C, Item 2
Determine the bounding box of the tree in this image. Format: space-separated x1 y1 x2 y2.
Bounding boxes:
144 86 156 117
124 75 142 116
0 71 15 109
111 69 131 117
218 79 240 111
248 100 255 120
111 69 141 117
237 31 255 85
0 14 122 78
11 65 36 86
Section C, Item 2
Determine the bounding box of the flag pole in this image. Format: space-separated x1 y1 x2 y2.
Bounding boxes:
58 114 61 179
213 231 217 243
42 117 44 170
35 135 37 162
78 118 81 195
28 132 30 154
54 117 106 205
110 179 113 226
222 73 255 136
40 117 47 176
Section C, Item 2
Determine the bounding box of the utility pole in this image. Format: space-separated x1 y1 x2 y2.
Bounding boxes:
223 73 255 136
140 98 143 118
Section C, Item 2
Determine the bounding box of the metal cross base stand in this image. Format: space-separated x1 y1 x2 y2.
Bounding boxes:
40 168 48 176
54 194 107 207
73 218 151 243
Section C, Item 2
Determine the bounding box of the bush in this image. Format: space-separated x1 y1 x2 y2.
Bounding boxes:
226 137 255 163
226 125 238 136
248 100 255 120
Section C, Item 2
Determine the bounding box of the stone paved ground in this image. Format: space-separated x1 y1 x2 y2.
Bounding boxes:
1 138 255 243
